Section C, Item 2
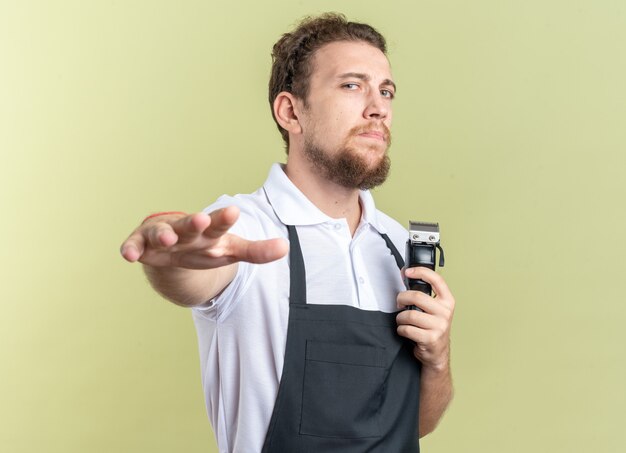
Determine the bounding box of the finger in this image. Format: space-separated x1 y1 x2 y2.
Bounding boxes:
397 290 440 314
404 267 454 303
227 236 289 264
170 212 212 242
170 251 237 269
120 232 146 262
146 222 179 249
203 206 240 239
172 237 288 269
396 323 442 351
395 308 438 330
396 324 429 345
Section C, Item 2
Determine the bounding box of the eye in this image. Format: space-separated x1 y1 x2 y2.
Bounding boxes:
381 89 395 99
342 83 359 90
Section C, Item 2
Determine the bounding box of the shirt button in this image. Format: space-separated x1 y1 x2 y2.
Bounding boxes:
334 223 342 230
358 277 365 284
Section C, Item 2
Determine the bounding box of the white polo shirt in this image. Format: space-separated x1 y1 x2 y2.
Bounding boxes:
192 163 408 453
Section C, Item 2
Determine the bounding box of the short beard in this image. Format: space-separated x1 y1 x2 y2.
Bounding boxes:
303 127 391 190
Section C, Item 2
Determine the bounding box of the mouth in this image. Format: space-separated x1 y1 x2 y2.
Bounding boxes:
357 130 387 142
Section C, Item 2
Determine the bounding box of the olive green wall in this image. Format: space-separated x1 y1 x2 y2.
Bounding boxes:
2 1 624 452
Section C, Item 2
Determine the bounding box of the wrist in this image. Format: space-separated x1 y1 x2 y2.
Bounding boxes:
421 358 450 376
420 347 451 375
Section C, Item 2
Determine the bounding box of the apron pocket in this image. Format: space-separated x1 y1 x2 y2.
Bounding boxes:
299 340 386 439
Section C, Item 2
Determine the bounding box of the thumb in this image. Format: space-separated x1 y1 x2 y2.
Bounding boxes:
229 237 289 264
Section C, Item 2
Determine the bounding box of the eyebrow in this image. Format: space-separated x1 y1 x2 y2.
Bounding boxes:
337 72 397 93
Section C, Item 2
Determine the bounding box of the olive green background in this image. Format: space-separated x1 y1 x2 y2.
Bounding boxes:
2 1 624 452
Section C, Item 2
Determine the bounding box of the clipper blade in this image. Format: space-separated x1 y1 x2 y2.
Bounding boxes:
408 221 440 245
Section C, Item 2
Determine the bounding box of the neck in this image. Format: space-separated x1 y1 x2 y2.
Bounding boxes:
285 157 362 236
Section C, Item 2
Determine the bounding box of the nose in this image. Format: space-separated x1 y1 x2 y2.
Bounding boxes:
363 91 389 120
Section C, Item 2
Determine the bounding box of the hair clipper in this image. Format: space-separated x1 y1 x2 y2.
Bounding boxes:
405 221 445 300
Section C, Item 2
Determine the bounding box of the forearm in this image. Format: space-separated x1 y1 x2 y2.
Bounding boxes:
418 362 453 437
143 263 237 307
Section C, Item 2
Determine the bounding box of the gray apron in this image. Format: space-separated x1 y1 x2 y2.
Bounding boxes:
262 225 421 452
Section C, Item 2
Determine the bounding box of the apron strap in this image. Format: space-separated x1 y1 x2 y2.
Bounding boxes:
287 225 307 306
380 233 405 270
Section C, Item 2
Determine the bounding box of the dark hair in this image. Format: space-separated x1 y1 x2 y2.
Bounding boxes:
269 13 387 150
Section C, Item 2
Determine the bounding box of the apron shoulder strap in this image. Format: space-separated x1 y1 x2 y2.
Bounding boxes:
380 233 405 270
287 225 307 305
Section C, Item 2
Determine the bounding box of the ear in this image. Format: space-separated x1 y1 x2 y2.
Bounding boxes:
273 92 303 136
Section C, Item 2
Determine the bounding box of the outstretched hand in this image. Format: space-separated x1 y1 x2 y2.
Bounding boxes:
120 206 289 269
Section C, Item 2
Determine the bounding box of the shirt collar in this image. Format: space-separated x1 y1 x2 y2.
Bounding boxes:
262 163 387 234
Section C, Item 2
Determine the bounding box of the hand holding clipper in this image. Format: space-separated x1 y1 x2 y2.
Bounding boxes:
405 221 445 298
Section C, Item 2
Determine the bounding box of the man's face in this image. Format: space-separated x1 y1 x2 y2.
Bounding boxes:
297 40 395 190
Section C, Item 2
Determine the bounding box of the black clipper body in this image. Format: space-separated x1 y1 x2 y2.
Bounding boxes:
405 221 445 298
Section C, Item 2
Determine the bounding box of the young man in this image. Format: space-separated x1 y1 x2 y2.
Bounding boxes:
121 13 454 453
